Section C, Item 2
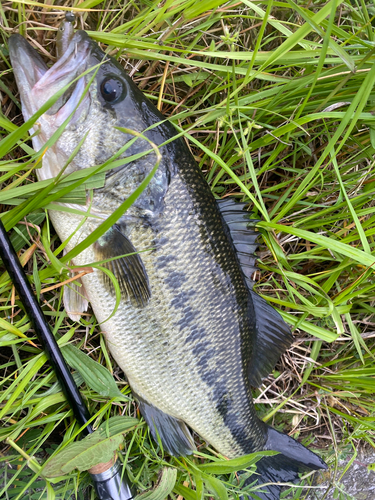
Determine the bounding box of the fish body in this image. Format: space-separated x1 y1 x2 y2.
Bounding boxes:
9 26 326 498
51 161 266 458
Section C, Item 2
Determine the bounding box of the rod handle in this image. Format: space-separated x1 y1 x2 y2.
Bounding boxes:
90 459 134 500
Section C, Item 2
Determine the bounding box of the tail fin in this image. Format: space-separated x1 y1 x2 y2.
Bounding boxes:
248 426 327 500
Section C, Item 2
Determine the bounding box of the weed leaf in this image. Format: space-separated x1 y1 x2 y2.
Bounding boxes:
43 416 138 477
61 344 125 400
134 468 177 500
197 451 278 474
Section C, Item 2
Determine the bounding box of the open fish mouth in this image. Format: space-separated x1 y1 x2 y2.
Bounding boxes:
9 30 91 126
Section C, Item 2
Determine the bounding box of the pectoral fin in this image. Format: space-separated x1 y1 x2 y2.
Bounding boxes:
93 225 151 308
63 274 89 321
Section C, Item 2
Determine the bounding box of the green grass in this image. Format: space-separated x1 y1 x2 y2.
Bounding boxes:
1 1 375 499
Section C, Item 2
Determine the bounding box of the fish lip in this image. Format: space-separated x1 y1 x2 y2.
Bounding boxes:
9 30 92 120
9 34 48 109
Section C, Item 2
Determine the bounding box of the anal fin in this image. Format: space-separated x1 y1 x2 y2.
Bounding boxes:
136 396 195 456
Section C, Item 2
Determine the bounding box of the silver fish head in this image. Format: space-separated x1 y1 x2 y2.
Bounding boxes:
9 30 173 207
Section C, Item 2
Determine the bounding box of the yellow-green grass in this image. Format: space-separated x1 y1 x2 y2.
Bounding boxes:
0 1 374 499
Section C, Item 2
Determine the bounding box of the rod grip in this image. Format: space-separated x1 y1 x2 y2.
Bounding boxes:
90 460 134 500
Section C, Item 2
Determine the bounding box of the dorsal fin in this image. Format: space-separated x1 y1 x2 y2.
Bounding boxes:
247 289 293 387
217 198 293 386
93 225 151 308
217 198 259 288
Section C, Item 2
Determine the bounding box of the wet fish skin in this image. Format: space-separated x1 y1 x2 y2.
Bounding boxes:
9 29 327 498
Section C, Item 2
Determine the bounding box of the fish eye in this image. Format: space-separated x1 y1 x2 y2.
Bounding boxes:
100 76 125 103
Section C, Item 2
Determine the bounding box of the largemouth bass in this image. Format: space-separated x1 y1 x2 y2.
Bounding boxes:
9 21 326 499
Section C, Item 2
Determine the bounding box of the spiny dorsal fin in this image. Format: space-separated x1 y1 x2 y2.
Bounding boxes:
136 396 195 456
93 225 151 308
217 198 293 386
248 289 293 387
217 198 259 288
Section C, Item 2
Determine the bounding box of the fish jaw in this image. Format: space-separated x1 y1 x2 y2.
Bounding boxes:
9 31 91 119
8 34 48 120
9 31 91 166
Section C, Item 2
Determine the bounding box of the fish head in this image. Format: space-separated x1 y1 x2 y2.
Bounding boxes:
9 30 175 200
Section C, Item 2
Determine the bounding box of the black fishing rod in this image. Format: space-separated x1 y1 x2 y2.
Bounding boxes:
0 218 133 500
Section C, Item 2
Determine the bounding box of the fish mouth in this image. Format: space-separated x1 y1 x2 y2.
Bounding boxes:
9 30 92 126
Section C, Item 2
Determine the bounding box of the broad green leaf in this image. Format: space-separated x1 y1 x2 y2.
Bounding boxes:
100 416 140 436
61 344 126 400
43 416 138 477
202 474 228 500
134 468 177 500
194 470 204 500
45 433 122 477
198 451 277 474
182 74 194 87
173 484 198 500
34 371 84 398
